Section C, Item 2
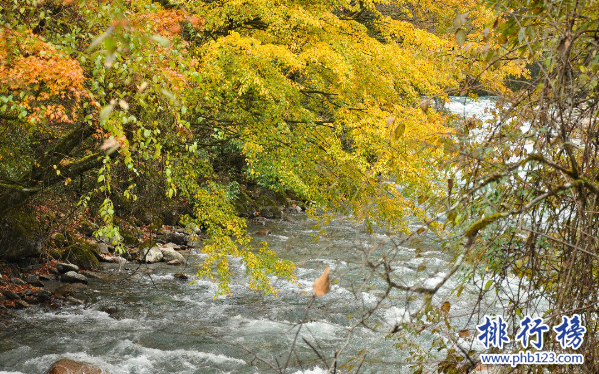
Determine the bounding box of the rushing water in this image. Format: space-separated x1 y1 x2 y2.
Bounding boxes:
0 98 497 374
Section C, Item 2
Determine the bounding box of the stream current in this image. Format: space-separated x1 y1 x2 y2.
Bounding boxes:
0 98 497 374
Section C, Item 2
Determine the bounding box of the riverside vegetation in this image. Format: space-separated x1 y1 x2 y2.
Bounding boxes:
1 0 599 373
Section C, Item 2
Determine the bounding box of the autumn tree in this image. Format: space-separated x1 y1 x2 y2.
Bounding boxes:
1 0 522 295
401 0 599 371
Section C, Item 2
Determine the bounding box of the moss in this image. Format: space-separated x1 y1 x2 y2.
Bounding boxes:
118 225 140 246
62 241 100 270
148 215 163 231
254 194 277 209
0 210 43 261
234 190 257 213
78 220 96 236
52 233 69 248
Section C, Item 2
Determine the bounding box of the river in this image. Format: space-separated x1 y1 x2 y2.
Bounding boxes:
0 98 496 374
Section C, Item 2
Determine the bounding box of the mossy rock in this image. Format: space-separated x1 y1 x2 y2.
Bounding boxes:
148 215 163 231
52 233 69 248
62 242 100 270
48 249 62 259
234 190 258 215
78 220 96 236
0 210 44 261
117 225 140 246
254 194 278 209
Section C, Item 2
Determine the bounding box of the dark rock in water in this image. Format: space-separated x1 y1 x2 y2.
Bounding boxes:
54 283 87 298
56 262 80 274
34 289 52 301
61 271 88 284
46 358 104 374
255 229 271 236
157 232 187 245
13 299 30 309
100 306 118 318
81 270 105 280
0 210 44 261
259 206 282 219
64 296 84 305
2 290 20 300
174 273 189 280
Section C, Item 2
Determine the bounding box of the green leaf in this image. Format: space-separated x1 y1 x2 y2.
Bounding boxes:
394 123 405 139
484 280 493 291
455 29 467 46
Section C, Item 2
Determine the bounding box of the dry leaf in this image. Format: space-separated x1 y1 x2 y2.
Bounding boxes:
386 116 395 128
313 264 330 297
419 98 430 113
441 301 451 313
459 329 471 338
100 137 119 151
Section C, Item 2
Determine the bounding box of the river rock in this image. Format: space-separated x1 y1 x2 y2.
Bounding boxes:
163 242 182 250
54 283 87 298
34 289 52 302
97 243 111 255
61 271 88 284
56 263 80 274
139 246 163 263
174 273 189 280
46 358 104 374
81 270 105 280
160 247 185 265
64 296 84 305
40 274 57 281
14 299 30 309
26 274 45 287
2 290 20 300
157 232 187 245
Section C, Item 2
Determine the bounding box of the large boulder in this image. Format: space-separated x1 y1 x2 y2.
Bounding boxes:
0 210 44 261
46 358 104 374
61 242 100 270
139 246 163 263
160 247 185 265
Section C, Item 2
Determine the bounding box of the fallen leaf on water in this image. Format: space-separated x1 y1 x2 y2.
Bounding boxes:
313 264 330 297
459 329 471 337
